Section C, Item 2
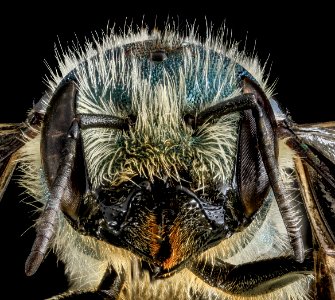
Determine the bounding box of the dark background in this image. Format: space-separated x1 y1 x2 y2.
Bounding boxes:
0 4 332 299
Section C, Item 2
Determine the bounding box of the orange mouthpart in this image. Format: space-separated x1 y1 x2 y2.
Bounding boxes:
146 214 186 271
162 221 184 270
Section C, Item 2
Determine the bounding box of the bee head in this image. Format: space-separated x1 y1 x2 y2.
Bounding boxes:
62 37 266 277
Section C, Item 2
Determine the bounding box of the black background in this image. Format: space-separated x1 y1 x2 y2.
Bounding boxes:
0 4 333 299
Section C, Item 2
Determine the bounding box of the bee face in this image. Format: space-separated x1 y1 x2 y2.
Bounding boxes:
1 25 334 299
72 39 257 277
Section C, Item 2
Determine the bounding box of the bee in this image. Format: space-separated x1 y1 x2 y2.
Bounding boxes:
0 23 334 300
